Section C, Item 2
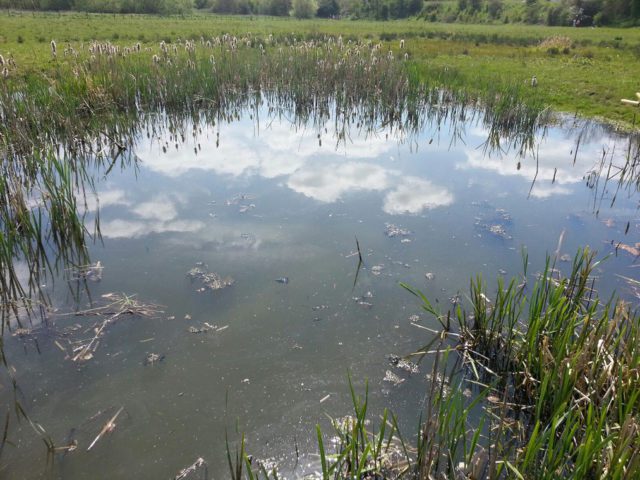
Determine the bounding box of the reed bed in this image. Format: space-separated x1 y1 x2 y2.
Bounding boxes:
402 247 640 478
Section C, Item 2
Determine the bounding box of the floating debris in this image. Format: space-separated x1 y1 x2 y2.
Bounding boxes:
333 415 370 434
312 304 329 311
352 294 373 309
226 193 256 213
388 354 420 374
87 406 124 451
55 294 164 363
609 241 640 257
12 327 33 337
474 207 513 240
67 261 104 282
275 277 289 284
425 272 435 280
370 265 384 276
238 204 256 214
384 223 412 238
187 322 225 334
494 208 512 224
226 193 254 205
408 314 420 323
383 370 405 386
143 353 165 366
256 458 279 473
487 224 510 239
187 266 235 291
559 253 572 262
174 458 207 480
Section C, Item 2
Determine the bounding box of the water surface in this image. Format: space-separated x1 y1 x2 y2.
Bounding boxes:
2 108 639 479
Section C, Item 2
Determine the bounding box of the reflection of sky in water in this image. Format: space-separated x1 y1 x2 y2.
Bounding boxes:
6 110 640 480
91 114 634 241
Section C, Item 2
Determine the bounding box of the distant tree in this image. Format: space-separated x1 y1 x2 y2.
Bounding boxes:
264 0 290 14
468 0 481 12
487 0 502 18
316 0 339 16
336 0 358 16
291 0 317 16
524 0 540 23
212 0 238 12
406 0 421 15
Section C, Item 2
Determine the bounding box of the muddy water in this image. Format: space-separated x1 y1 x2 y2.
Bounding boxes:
2 110 639 479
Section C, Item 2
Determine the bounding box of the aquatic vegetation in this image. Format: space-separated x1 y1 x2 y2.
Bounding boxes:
402 247 640 478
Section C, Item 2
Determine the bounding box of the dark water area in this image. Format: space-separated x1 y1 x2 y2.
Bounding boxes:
1 106 639 479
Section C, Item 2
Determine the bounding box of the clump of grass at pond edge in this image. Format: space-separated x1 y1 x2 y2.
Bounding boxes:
403 247 640 478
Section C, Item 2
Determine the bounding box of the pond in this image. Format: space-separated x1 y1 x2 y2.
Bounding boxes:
1 104 639 479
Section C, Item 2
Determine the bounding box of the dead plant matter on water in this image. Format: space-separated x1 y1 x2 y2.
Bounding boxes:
50 292 163 363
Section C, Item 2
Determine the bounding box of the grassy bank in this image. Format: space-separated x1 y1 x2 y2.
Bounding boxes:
0 11 640 126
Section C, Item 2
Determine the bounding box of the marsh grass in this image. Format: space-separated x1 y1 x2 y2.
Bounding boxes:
401 247 640 478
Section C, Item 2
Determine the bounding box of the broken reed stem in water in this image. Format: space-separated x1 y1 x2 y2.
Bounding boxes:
87 406 124 451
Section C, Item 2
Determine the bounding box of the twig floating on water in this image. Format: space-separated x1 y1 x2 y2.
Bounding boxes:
87 406 124 451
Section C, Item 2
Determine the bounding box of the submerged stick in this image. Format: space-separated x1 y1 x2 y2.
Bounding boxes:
352 236 364 291
87 406 124 451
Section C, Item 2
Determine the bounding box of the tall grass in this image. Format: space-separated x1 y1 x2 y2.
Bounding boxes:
403 247 640 478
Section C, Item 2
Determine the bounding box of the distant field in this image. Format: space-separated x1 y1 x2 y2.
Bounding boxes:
1 10 639 126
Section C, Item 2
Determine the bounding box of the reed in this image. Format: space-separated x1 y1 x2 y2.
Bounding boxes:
403 247 640 478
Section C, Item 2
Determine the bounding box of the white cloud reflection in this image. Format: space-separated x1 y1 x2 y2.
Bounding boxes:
136 122 454 215
132 197 178 221
287 162 391 203
383 177 454 214
457 128 621 199
100 218 204 239
94 194 204 239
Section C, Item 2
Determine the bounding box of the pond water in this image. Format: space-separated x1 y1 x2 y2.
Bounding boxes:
2 107 639 479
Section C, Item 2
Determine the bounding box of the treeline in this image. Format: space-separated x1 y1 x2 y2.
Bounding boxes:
0 0 638 23
420 0 640 26
0 0 193 14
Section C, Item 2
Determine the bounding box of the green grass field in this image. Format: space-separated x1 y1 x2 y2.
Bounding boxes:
1 11 639 126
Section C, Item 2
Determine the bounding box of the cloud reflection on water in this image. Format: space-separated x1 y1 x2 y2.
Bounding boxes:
137 121 455 216
458 128 619 199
